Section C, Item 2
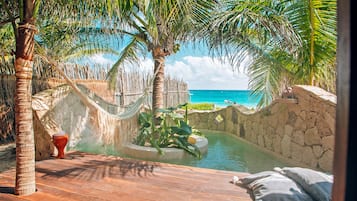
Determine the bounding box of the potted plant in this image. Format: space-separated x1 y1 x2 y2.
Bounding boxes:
134 103 203 158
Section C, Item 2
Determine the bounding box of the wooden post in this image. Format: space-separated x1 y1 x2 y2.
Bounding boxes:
332 0 351 200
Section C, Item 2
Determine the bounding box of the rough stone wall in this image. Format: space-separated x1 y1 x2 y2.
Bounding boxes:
188 85 336 172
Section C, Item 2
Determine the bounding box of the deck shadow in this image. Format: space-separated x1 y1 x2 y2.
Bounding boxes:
0 151 253 200
36 151 161 182
0 186 14 194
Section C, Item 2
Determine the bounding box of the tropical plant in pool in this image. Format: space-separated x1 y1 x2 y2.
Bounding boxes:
134 103 202 158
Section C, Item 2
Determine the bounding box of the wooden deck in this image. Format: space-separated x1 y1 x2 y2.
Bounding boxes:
0 151 252 201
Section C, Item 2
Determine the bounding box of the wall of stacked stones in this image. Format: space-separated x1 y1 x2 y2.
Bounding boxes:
188 85 336 172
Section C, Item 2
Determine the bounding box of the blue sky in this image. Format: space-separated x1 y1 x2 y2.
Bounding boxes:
85 42 250 90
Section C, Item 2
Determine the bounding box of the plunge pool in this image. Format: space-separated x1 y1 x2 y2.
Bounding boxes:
73 130 290 174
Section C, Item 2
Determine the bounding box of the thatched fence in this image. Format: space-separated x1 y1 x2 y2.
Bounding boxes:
116 69 189 108
0 59 189 145
0 57 109 80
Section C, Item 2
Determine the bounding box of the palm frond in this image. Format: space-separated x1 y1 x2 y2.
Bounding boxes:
63 47 119 61
248 53 281 108
206 0 301 56
286 0 336 83
106 36 142 90
204 0 336 106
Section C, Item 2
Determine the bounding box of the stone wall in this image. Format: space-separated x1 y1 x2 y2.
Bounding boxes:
188 85 336 172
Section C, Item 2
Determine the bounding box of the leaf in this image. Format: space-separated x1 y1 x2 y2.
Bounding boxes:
106 36 141 90
174 138 201 158
171 120 192 135
138 112 152 126
169 113 184 119
177 103 188 108
157 108 173 113
150 138 163 155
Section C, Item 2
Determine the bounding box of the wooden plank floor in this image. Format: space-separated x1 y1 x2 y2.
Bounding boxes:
0 151 252 201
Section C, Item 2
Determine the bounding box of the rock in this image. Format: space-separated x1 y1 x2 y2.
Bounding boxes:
304 127 321 145
319 150 334 172
281 135 291 158
312 145 323 158
284 125 294 136
322 136 335 151
291 142 304 162
292 130 305 146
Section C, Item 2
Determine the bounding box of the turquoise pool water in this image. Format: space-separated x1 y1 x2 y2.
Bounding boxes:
163 131 289 173
73 131 289 174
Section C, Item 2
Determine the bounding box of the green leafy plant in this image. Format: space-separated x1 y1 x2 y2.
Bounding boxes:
187 103 216 110
134 103 202 158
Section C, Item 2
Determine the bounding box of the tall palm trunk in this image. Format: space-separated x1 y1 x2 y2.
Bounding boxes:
14 0 36 195
152 47 166 119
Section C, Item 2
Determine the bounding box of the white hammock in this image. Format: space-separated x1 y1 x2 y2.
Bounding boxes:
35 56 159 148
43 56 154 120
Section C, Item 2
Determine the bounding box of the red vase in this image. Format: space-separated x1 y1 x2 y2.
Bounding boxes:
52 134 69 159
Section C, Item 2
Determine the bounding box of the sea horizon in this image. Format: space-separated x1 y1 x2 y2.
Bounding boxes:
188 89 261 108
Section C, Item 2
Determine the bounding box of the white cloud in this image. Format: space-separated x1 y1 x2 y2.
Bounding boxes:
138 57 154 72
166 56 250 90
85 54 250 90
87 54 115 65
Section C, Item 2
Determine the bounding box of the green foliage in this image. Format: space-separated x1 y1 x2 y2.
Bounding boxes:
134 103 202 158
0 24 15 55
34 18 121 63
187 103 216 110
105 0 217 90
205 0 337 108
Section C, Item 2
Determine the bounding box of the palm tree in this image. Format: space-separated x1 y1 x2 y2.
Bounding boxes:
0 0 128 195
205 0 336 108
106 0 215 119
8 0 37 195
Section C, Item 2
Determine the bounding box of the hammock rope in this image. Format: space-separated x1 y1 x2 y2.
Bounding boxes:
41 56 156 120
34 55 160 148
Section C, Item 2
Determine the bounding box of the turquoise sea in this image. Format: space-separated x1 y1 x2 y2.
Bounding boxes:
189 90 261 109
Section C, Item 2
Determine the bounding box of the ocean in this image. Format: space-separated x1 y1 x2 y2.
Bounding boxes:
188 90 261 109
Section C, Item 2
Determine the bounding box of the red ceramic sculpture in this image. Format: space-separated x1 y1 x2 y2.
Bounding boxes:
52 134 69 159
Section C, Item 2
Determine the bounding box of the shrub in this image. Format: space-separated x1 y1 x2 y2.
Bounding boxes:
187 103 216 110
134 103 202 158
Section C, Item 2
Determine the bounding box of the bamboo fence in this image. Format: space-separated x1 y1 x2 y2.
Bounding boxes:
0 58 189 144
116 69 189 108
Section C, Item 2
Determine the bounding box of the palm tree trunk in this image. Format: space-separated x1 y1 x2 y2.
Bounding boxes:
152 47 166 119
14 0 36 195
14 57 36 196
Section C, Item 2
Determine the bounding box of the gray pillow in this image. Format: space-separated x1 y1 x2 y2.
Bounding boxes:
282 167 333 201
239 171 277 185
239 171 314 201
